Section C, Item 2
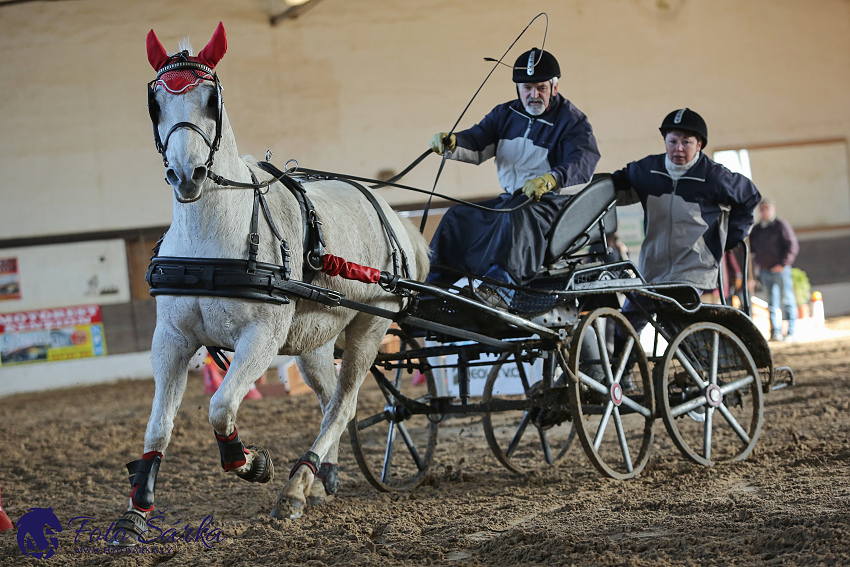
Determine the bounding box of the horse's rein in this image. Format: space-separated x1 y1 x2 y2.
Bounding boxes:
206 157 299 193
201 158 534 216
285 166 535 215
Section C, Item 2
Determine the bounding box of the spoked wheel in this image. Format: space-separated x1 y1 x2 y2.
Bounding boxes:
482 351 576 473
568 308 654 480
348 328 439 492
657 322 763 466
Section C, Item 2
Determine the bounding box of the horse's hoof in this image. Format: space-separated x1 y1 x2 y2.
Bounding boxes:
270 499 304 520
270 488 307 520
106 510 147 547
236 445 274 484
306 492 336 507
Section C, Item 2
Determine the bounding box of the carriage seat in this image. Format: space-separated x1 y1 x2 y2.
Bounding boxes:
546 174 618 263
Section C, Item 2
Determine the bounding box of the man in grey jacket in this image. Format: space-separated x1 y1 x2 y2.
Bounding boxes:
612 108 761 337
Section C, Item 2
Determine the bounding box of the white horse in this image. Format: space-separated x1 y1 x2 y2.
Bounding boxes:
112 22 429 537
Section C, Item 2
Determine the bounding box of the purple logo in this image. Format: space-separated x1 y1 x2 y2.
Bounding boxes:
16 507 63 559
12 507 225 558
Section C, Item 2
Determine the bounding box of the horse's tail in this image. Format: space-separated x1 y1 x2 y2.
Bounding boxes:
399 215 431 282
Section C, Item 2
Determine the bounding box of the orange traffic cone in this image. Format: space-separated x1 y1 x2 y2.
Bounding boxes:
812 291 825 329
412 370 426 386
0 481 14 532
204 355 263 400
203 355 224 394
243 383 263 400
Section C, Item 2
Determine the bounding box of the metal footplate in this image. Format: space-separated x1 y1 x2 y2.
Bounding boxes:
770 365 795 391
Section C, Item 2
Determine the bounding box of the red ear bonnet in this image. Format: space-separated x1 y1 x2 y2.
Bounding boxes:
148 23 227 94
146 29 169 71
198 22 227 69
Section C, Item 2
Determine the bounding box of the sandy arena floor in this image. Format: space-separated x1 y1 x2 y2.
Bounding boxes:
1 318 849 566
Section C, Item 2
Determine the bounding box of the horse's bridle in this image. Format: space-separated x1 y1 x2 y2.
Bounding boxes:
147 54 284 192
147 53 224 169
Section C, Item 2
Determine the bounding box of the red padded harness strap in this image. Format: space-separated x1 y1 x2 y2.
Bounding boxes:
321 254 381 284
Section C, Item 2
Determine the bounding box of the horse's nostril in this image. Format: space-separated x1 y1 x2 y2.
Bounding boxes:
192 166 208 183
166 169 180 185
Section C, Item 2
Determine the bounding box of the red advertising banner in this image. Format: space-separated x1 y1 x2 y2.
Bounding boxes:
0 258 21 301
0 304 107 366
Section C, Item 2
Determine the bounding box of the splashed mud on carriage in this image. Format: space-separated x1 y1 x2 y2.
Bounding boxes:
109 22 793 545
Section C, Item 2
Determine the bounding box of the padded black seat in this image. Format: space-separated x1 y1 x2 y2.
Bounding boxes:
546 174 618 262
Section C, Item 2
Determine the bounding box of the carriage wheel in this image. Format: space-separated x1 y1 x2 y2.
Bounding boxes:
567 308 654 480
348 328 439 492
657 322 763 466
482 352 576 474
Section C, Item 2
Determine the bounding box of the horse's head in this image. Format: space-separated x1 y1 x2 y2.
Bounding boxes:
146 22 227 203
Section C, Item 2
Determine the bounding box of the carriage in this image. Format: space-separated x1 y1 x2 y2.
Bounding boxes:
117 22 793 534
341 172 794 488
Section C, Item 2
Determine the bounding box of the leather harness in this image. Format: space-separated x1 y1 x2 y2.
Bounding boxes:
146 162 410 307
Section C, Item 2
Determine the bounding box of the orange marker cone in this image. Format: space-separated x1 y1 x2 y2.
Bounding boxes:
243 383 263 400
412 370 426 386
204 355 263 400
0 481 14 532
203 355 224 394
812 291 825 329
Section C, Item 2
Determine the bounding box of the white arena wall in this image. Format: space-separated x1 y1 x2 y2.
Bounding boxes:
1 0 849 395
1 0 848 237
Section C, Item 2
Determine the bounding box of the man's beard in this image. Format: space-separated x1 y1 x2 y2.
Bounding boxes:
524 98 545 116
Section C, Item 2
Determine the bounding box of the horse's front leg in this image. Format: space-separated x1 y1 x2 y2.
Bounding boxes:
109 323 198 546
208 326 279 485
272 314 387 519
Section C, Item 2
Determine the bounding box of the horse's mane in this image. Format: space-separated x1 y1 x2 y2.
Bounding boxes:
175 38 194 55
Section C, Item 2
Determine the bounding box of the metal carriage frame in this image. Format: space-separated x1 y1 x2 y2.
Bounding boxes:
344 175 794 491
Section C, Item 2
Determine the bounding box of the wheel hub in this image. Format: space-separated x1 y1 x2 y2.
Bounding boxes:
384 404 411 423
705 384 723 408
610 382 623 406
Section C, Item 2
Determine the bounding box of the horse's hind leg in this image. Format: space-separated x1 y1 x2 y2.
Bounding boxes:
292 340 343 506
208 327 278 484
272 314 388 519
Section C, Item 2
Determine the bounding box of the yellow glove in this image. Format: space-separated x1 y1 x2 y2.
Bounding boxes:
522 173 557 201
429 132 456 155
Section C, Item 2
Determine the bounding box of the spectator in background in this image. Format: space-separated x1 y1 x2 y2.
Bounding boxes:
749 198 799 341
